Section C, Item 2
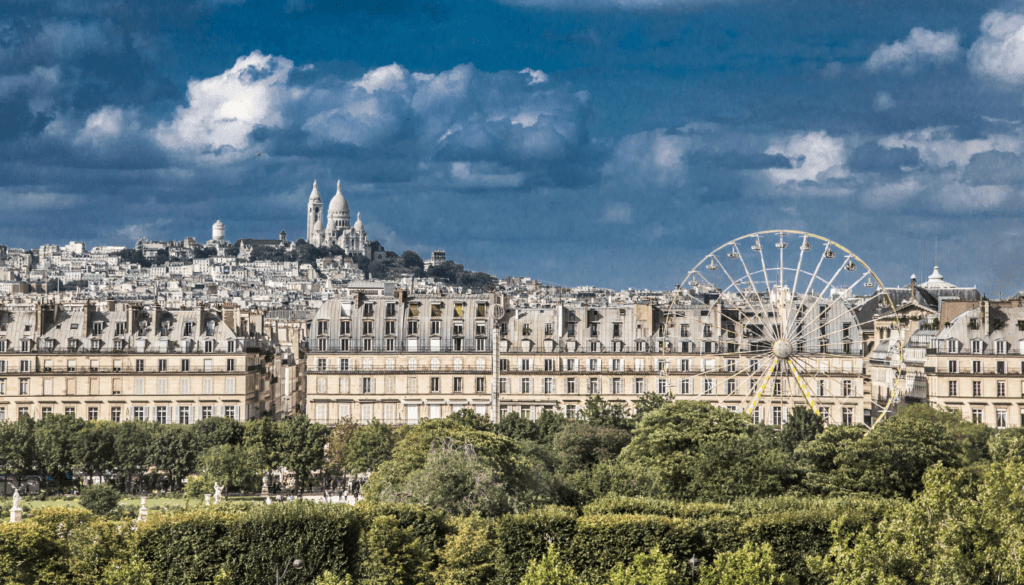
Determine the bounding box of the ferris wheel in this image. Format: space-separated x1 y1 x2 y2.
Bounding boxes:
663 230 906 429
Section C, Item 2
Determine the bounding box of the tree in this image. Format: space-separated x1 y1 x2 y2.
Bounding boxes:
198 444 261 491
519 544 584 585
112 421 155 493
147 424 196 489
0 415 37 487
400 251 424 274
278 415 328 489
383 439 512 517
79 483 121 515
535 410 567 445
359 515 432 585
346 420 398 473
73 421 116 484
689 430 803 501
495 413 539 442
447 409 492 432
779 405 824 452
633 393 673 422
243 416 282 476
551 422 632 475
578 396 633 431
325 417 360 476
35 414 86 490
432 515 497 585
620 401 750 497
701 542 782 585
192 416 244 453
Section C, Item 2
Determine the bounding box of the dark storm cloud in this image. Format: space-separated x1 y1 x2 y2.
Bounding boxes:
847 142 920 175
963 150 1024 186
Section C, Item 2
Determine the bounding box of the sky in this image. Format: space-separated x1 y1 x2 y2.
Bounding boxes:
3 0 1024 293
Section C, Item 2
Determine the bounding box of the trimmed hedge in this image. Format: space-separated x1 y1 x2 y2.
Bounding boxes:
583 496 735 520
493 506 579 585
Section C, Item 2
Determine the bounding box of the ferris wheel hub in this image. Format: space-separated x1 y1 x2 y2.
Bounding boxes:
772 338 794 359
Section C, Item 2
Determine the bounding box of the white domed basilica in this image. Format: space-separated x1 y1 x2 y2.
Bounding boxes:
306 180 369 255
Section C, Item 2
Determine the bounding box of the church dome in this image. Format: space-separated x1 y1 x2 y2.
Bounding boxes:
353 212 365 233
328 180 349 215
309 180 321 201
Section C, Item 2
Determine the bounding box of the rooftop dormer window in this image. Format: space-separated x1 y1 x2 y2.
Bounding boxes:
184 322 194 336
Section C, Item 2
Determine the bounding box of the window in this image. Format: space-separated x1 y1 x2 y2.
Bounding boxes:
612 359 623 372
227 359 235 372
634 378 645 394
0 379 4 395
65 406 75 417
565 359 577 371
363 338 373 351
819 407 830 425
521 359 532 371
680 379 691 395
613 323 621 337
476 377 486 393
702 378 714 395
424 377 437 393
385 321 396 335
17 407 27 418
998 381 1006 397
543 377 554 394
88 407 98 421
842 407 854 426
948 339 958 353
997 409 1007 429
565 404 578 419
19 379 28 395
680 359 690 372
430 321 441 335
972 340 982 354
179 406 191 425
973 380 982 397
726 379 736 395
588 378 600 394
111 406 121 422
544 359 554 372
341 321 351 335
726 359 736 373
202 406 213 420
973 360 982 374
612 378 623 394
949 380 958 396
181 359 190 372
972 408 983 424
158 359 167 372
19 360 30 373
0 361 4 373
407 321 418 335
453 377 463 393
948 360 958 373
154 406 166 424
520 378 531 394
996 341 1007 355
566 378 577 394
134 378 145 395
842 380 853 397
363 321 373 335
771 406 783 426
224 405 236 420
363 377 374 394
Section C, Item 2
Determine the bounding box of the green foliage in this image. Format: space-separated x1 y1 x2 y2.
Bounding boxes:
383 439 512 516
183 473 215 498
689 430 804 501
608 548 684 585
535 410 567 444
347 420 398 473
366 419 525 502
147 423 196 488
400 250 425 273
278 414 329 488
496 412 540 441
326 417 360 475
81 483 122 515
447 409 493 431
518 544 584 585
74 421 117 479
192 417 245 453
632 393 673 422
493 506 579 585
0 520 70 584
989 427 1024 463
199 444 261 491
579 396 633 431
433 515 497 585
779 405 824 452
568 514 705 583
36 414 87 488
359 514 432 585
101 558 157 585
620 401 751 498
567 458 670 502
0 414 37 483
314 570 355 585
243 416 282 474
552 422 632 475
701 542 782 585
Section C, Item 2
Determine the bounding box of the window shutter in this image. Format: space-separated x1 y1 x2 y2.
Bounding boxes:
172 406 179 424
235 405 241 421
219 405 225 417
190 406 195 424
144 406 150 421
370 378 376 393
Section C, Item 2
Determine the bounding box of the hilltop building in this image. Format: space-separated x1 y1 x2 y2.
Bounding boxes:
306 180 369 255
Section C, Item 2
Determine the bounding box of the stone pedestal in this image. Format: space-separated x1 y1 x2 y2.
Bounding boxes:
261 475 270 498
9 509 21 523
204 494 211 506
137 497 148 523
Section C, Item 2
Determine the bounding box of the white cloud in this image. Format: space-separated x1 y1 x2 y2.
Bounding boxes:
874 91 896 111
602 129 690 189
862 177 922 207
449 162 526 189
764 131 848 185
75 106 139 146
519 68 548 85
37 20 122 58
938 182 1012 210
354 63 410 94
865 27 960 72
879 127 1023 168
969 10 1024 84
0 66 61 114
154 50 299 159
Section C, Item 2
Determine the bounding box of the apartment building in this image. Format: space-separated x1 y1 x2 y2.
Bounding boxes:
0 301 262 423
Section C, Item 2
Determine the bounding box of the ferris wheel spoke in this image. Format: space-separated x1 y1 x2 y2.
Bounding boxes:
756 240 786 339
787 235 810 331
799 286 888 346
782 255 853 342
790 355 861 404
792 306 899 351
784 243 830 344
733 252 780 343
714 255 778 342
696 352 771 403
789 270 871 344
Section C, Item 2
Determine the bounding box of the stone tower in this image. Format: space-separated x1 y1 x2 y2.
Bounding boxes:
307 181 324 246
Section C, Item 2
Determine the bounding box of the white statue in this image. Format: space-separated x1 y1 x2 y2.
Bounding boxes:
213 482 223 504
137 496 149 522
204 493 211 506
11 488 20 511
266 496 272 505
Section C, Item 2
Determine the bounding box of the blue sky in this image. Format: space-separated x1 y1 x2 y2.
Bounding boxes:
3 0 1024 293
